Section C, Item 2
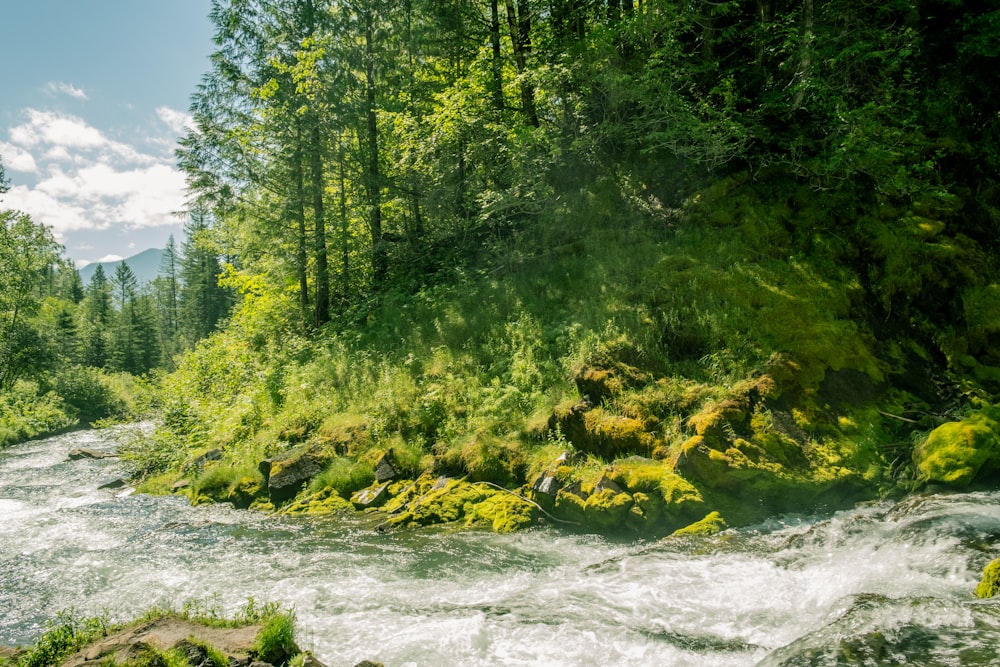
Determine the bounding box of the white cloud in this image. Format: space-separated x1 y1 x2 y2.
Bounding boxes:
156 106 194 136
1 108 189 237
0 142 38 173
97 254 124 263
47 82 89 100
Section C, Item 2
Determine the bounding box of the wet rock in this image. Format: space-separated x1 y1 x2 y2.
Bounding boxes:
98 478 128 490
259 445 333 504
171 478 191 492
68 448 117 460
353 661 385 667
351 482 390 509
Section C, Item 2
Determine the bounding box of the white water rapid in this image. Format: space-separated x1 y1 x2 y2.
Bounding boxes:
3 427 1000 666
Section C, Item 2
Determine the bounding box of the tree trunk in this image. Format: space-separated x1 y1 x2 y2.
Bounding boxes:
364 8 388 285
292 139 310 324
504 0 539 126
489 0 505 112
309 121 330 327
792 0 815 111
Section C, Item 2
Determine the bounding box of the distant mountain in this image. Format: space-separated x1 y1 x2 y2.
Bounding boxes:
79 248 166 287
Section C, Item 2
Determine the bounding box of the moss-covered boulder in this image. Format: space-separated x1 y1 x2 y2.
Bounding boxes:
670 511 728 537
280 487 353 515
380 476 538 532
913 406 1000 488
259 445 334 503
550 402 656 459
976 557 1000 599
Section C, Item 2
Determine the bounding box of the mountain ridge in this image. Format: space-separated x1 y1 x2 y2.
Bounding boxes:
79 248 165 286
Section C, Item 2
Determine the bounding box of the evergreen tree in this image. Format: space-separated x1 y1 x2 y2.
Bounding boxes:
180 212 231 343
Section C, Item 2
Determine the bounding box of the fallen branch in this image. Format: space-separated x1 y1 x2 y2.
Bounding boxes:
472 481 581 526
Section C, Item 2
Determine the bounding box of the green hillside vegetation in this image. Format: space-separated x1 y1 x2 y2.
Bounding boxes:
5 1 1000 534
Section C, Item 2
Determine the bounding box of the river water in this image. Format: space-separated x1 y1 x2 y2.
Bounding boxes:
3 428 1000 666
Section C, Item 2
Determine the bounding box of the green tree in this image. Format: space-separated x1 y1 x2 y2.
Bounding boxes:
180 212 232 343
0 210 62 390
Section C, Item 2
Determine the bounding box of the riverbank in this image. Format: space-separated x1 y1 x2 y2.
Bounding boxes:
0 601 384 667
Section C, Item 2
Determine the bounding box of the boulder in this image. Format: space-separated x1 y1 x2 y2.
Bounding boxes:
373 449 400 482
68 448 117 460
259 445 333 504
913 406 1000 488
531 473 561 497
98 478 128 490
351 482 391 509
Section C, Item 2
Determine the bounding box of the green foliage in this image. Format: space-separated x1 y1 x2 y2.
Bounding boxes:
0 381 75 449
305 457 374 498
14 610 112 667
250 609 297 665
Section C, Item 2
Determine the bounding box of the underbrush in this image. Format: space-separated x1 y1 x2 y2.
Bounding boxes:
0 369 146 449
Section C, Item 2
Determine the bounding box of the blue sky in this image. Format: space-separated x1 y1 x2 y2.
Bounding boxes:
0 0 214 267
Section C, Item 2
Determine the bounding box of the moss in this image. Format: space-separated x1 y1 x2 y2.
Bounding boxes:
383 478 496 528
554 486 635 531
280 487 353 515
670 511 728 537
976 557 1000 599
606 458 705 530
913 407 1000 487
465 491 538 533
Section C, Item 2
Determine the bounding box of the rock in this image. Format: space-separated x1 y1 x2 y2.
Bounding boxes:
298 651 329 667
976 557 1000 599
174 639 214 667
187 448 223 473
373 449 400 482
353 662 385 667
61 617 262 667
913 406 1000 488
669 511 728 538
531 472 561 497
98 478 128 490
351 482 391 509
171 478 191 492
259 445 333 504
592 472 622 494
68 448 117 460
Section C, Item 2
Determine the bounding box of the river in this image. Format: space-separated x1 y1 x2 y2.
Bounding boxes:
3 427 1000 666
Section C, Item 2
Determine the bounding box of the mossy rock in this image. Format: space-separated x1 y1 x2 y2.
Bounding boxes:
976 557 1000 599
913 406 1000 488
670 511 728 537
382 477 496 529
465 491 538 533
554 486 635 531
605 458 706 530
280 487 353 515
551 404 656 459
